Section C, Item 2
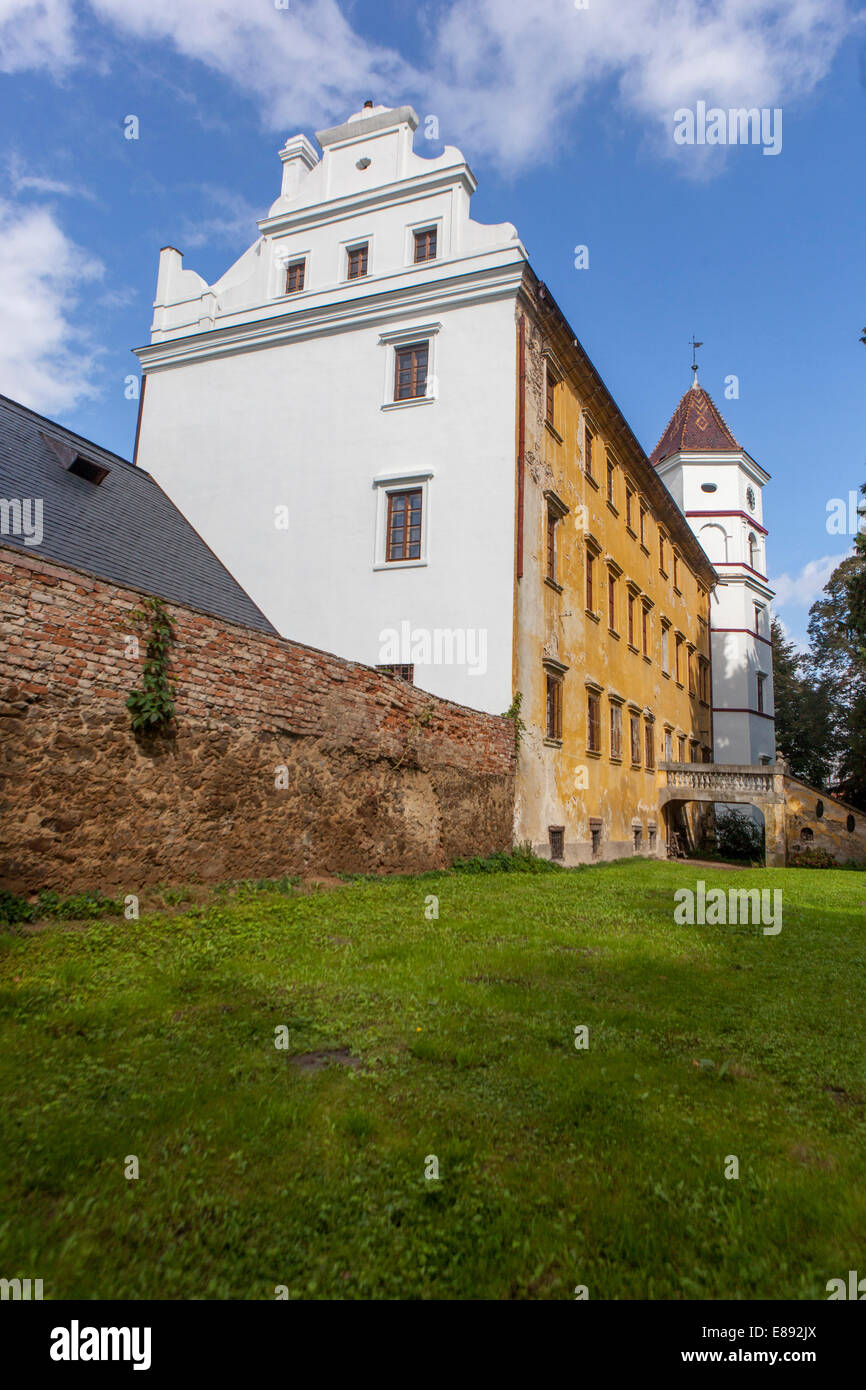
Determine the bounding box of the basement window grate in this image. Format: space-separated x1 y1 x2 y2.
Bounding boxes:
376 664 415 683
548 826 564 861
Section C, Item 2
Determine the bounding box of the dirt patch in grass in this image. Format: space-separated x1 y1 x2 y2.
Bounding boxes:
289 1048 361 1074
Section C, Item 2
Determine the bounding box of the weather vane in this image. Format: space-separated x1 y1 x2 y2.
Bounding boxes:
689 336 703 384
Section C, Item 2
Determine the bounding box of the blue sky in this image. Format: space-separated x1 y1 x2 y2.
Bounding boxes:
0 0 863 645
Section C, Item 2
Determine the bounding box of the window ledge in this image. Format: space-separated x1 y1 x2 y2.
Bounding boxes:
643 654 652 664
544 576 564 593
625 525 637 539
609 755 623 765
584 471 599 491
373 559 428 571
585 608 601 624
659 568 669 580
382 396 436 412
543 737 563 749
608 628 620 640
640 543 650 556
673 586 682 596
606 500 619 516
627 643 639 655
544 420 563 444
662 669 671 679
586 748 602 759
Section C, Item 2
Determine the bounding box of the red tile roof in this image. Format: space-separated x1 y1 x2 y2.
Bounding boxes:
650 381 740 465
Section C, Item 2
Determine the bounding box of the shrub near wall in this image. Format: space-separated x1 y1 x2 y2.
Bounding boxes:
0 546 515 895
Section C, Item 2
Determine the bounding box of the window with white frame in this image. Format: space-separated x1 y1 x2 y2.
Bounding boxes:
372 470 432 569
379 323 441 409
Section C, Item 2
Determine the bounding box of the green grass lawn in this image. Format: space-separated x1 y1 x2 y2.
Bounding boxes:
1 860 864 1300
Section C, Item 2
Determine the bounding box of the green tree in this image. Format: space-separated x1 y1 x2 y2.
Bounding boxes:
770 617 834 788
806 505 866 808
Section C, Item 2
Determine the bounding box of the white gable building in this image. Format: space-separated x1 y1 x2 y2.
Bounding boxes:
134 103 526 712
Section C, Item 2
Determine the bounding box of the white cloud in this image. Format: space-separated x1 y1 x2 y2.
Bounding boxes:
6 152 98 202
0 0 75 73
179 187 264 251
0 199 103 413
0 0 850 171
88 0 416 134
425 0 850 168
770 553 847 610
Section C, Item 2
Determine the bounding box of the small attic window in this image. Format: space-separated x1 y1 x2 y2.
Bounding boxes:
40 430 110 485
68 454 109 485
701 483 717 493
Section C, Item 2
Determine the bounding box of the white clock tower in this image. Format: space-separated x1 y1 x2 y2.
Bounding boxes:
650 368 775 767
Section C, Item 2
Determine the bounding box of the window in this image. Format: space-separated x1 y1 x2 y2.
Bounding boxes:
377 664 414 683
625 484 634 531
633 825 642 851
754 603 763 636
639 504 647 547
627 592 635 647
675 634 683 684
664 729 673 762
608 572 617 631
661 625 670 676
67 455 109 485
610 703 623 760
587 693 601 753
386 489 423 562
584 424 594 479
847 814 856 833
673 551 681 591
413 227 437 263
748 532 759 569
347 243 369 279
816 800 824 819
285 259 305 294
678 735 686 762
688 647 696 696
690 740 699 763
394 342 428 401
659 532 667 574
546 508 558 583
648 822 658 850
590 819 602 856
756 672 766 714
549 826 564 861
546 366 558 429
630 714 641 765
699 658 709 704
641 604 650 658
801 826 814 842
606 456 615 504
644 722 655 769
546 672 563 742
585 549 595 612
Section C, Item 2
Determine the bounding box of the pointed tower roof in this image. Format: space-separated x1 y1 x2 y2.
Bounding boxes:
650 376 740 466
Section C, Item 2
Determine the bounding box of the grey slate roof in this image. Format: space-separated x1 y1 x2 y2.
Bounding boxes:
0 393 276 634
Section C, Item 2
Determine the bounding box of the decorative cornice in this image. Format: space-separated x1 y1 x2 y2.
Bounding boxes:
135 259 526 372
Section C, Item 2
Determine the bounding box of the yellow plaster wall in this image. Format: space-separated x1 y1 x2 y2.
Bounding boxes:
514 306 714 862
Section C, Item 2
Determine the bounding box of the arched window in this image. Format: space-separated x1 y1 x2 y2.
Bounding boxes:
699 523 728 564
747 532 759 570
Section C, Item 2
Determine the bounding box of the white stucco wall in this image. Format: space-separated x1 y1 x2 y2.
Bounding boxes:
135 105 525 714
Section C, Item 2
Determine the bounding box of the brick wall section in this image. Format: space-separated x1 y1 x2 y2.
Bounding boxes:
0 546 515 893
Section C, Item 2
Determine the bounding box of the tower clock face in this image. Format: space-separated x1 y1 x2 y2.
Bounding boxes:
746 486 756 512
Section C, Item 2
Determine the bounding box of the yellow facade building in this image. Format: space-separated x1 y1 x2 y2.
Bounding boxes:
513 272 716 862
